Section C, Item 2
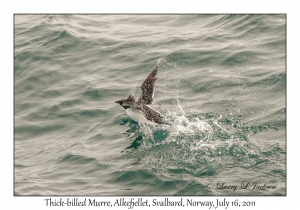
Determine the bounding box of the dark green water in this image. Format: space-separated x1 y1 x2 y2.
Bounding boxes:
14 15 286 196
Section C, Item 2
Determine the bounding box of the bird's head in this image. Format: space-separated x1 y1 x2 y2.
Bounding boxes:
115 99 130 109
115 95 136 109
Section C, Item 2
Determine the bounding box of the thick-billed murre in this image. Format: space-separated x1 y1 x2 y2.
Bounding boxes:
115 60 163 125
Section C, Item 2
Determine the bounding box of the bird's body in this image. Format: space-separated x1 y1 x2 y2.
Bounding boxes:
115 60 163 125
125 106 158 125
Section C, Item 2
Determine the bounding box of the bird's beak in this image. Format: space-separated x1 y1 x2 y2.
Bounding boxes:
115 100 121 105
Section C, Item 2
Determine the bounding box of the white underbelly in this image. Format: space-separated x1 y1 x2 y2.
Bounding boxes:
125 108 157 125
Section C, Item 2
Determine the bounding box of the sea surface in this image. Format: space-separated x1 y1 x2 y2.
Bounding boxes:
14 15 286 196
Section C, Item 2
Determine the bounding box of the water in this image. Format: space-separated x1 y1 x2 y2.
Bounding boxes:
14 15 286 196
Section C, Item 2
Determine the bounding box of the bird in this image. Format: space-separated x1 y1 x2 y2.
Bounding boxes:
115 59 163 125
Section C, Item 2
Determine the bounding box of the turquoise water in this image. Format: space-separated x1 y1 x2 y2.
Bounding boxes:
14 15 286 196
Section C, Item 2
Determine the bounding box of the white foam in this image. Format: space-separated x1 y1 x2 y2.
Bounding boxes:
159 98 214 145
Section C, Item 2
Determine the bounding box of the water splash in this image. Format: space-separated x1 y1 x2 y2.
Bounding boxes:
136 97 214 150
119 96 283 178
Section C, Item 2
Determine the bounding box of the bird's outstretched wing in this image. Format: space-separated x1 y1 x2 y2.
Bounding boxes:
138 59 162 105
